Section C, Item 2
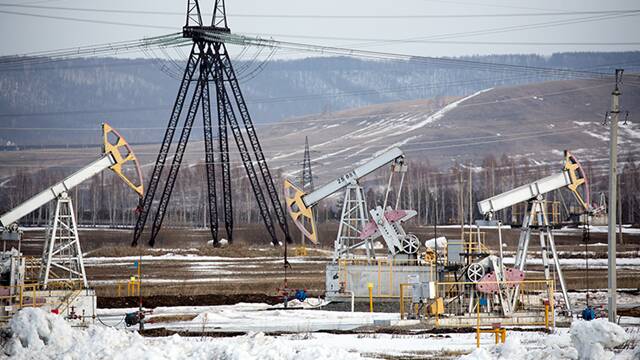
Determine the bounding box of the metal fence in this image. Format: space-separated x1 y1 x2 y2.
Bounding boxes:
336 258 434 298
0 283 69 322
433 279 555 328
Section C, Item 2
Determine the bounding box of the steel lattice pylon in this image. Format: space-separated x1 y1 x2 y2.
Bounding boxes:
298 136 315 245
132 1 291 247
301 136 314 192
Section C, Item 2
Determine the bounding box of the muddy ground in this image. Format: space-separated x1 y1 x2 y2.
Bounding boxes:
97 293 283 308
12 224 640 305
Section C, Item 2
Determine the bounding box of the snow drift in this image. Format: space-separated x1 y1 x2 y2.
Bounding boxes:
570 318 630 360
460 319 634 360
3 308 362 359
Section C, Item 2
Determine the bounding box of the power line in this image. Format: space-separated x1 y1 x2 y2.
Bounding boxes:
0 71 597 119
0 79 613 134
0 9 176 30
1 4 638 19
0 125 603 167
0 33 182 59
239 32 640 46
202 31 615 79
248 11 640 50
419 0 565 13
0 108 619 155
0 125 586 156
1 8 637 64
0 33 186 69
0 8 635 77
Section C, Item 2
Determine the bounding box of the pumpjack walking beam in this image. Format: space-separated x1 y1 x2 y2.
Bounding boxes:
132 0 291 247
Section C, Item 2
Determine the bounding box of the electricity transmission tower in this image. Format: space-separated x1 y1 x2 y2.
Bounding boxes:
132 0 291 247
301 136 314 193
299 136 315 245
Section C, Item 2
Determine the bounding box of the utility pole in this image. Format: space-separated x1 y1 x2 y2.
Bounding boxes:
469 165 473 238
433 191 438 279
607 69 623 323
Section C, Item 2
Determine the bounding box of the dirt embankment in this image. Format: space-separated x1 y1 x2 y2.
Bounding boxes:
98 293 284 308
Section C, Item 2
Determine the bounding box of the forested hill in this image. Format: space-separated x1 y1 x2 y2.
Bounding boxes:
1 51 639 146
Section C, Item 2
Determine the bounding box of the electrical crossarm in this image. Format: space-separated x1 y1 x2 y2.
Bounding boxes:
284 147 404 244
0 124 144 235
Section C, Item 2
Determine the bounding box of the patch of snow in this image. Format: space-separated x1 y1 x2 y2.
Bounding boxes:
583 130 609 142
371 135 418 158
558 225 640 235
496 335 527 360
345 146 371 158
271 148 305 161
621 124 640 140
501 256 640 269
460 347 492 360
457 320 636 360
313 146 357 162
437 224 512 229
570 319 629 360
401 88 492 133
425 236 447 249
5 307 73 356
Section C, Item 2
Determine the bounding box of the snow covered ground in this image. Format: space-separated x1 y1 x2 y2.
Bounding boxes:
96 301 405 333
462 319 639 360
502 256 640 270
3 308 640 359
83 253 329 285
556 225 640 235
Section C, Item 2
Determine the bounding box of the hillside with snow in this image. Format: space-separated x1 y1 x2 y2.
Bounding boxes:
2 53 640 147
255 77 640 184
1 77 638 192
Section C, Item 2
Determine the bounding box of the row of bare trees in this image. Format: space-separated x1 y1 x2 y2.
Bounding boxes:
1 153 638 235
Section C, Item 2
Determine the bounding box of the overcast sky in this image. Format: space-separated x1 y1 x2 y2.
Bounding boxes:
0 0 639 58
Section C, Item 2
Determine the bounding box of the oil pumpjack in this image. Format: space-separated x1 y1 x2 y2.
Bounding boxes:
0 124 143 323
471 150 590 314
427 150 589 323
285 147 434 301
